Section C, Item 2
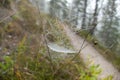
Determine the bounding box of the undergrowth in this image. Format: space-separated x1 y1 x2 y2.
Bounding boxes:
76 30 120 72
0 0 112 80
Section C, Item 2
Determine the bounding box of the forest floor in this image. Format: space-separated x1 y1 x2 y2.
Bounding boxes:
62 23 120 80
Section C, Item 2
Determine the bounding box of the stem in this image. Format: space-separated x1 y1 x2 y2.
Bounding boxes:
35 0 54 72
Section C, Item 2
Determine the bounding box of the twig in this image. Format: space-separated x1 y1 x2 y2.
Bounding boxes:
35 0 54 72
0 12 16 23
70 25 97 61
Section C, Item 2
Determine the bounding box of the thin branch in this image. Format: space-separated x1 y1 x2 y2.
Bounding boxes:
70 32 89 61
0 12 15 23
35 0 54 71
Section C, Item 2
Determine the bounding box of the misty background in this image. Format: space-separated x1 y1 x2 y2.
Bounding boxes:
28 0 120 55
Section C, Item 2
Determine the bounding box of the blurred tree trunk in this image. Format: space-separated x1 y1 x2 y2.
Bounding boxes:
81 0 87 29
99 0 119 51
90 0 99 35
71 0 84 27
49 0 67 20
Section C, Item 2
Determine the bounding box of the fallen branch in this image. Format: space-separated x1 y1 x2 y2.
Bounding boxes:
0 12 16 23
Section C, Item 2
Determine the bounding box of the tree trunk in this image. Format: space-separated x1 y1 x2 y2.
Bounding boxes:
90 0 99 35
81 0 87 29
